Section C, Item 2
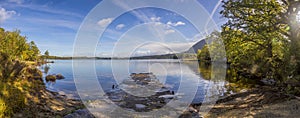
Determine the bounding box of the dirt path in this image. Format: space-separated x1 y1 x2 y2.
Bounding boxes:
205 86 300 118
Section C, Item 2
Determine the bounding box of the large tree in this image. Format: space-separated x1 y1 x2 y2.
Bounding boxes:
221 0 289 80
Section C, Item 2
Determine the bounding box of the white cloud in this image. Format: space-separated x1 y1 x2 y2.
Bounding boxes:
175 21 185 26
97 18 113 27
164 29 175 35
167 21 186 27
132 42 195 56
150 17 161 22
8 0 24 4
0 7 16 24
116 24 125 30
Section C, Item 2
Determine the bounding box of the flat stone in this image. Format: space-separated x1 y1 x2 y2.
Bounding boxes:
135 104 146 109
159 95 176 99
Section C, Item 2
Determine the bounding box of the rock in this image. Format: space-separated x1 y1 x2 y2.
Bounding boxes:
64 109 94 118
260 78 276 85
130 73 155 85
47 61 55 63
135 104 146 109
56 74 65 79
46 75 56 82
158 95 176 99
188 106 198 113
103 73 176 112
240 89 248 93
109 96 123 102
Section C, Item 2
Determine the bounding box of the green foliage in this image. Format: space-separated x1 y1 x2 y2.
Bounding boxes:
197 45 211 64
0 52 44 117
43 50 49 60
219 0 300 95
0 28 40 61
221 0 289 80
197 31 226 64
44 50 49 57
0 28 43 117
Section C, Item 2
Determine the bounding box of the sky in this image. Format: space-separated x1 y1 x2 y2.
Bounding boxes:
0 0 225 57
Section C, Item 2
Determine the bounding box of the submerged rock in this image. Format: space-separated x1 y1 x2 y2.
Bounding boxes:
105 73 176 112
130 73 155 85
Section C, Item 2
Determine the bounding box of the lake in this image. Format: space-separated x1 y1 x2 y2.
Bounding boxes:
41 59 229 105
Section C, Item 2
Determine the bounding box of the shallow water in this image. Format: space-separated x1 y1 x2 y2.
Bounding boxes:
41 59 228 104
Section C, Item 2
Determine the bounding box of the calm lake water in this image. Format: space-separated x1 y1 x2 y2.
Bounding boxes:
41 59 228 104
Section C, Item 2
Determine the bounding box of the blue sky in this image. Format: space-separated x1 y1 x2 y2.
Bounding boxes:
0 0 225 57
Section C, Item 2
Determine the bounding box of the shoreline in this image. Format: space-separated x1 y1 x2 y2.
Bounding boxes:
36 61 299 117
204 86 300 117
35 82 300 118
14 87 86 118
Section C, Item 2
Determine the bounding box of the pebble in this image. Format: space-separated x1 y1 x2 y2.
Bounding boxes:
135 104 146 109
159 95 176 99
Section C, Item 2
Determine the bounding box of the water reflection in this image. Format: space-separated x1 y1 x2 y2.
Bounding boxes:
42 60 230 102
44 65 50 75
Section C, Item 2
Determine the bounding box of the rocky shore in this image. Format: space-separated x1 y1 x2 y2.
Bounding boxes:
13 88 85 118
204 86 300 118
61 82 300 118
78 73 202 118
21 71 300 118
6 64 86 118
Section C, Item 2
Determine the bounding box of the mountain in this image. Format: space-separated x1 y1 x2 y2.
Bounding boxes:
130 53 178 59
185 40 207 53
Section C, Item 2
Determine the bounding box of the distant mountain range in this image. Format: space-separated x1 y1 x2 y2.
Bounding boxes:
130 53 179 59
185 39 207 53
129 39 207 59
47 40 207 60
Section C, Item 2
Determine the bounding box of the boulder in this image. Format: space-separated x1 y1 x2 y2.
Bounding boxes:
46 75 56 82
135 104 146 109
158 95 176 99
56 74 65 79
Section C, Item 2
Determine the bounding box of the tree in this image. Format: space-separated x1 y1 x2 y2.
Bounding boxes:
44 50 49 59
198 45 211 64
27 41 40 61
221 0 289 80
197 31 225 64
0 28 40 61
